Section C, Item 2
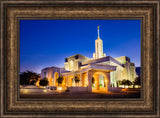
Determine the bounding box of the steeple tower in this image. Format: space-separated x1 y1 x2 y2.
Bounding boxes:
97 26 100 39
93 26 106 59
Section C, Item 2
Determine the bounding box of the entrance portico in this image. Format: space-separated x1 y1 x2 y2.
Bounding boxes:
62 64 116 92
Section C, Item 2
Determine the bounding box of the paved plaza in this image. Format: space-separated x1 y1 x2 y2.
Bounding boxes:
20 88 140 99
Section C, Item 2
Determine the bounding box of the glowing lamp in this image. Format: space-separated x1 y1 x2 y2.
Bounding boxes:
58 87 62 91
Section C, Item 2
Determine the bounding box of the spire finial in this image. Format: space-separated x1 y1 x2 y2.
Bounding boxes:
97 26 100 38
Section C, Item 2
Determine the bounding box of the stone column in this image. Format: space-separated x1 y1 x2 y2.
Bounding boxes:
105 72 111 91
95 74 99 90
53 75 56 86
63 77 66 87
87 71 93 92
69 76 71 87
80 73 82 87
67 76 69 87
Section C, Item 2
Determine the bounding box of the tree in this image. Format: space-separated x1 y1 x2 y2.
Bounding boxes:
20 70 40 85
133 76 141 88
133 76 141 85
30 80 36 85
39 77 49 86
56 75 64 86
120 79 132 87
74 75 80 86
116 80 122 87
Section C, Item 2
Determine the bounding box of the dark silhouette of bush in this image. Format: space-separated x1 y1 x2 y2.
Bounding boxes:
74 75 80 86
30 80 36 85
133 76 141 85
39 77 49 86
120 79 133 87
56 76 64 86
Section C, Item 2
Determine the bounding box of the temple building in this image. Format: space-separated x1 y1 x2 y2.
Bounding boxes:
41 26 138 92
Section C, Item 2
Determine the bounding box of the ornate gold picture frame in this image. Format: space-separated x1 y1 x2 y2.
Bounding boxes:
0 0 159 117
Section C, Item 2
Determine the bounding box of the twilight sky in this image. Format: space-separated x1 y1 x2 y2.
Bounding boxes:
20 20 141 74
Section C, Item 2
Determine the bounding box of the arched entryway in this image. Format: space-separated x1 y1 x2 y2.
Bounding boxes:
92 72 109 92
54 72 59 86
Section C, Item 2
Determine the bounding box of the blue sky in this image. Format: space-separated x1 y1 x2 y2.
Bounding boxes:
20 20 141 73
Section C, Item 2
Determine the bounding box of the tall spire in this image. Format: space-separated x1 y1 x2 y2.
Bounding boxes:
97 26 100 38
93 26 106 59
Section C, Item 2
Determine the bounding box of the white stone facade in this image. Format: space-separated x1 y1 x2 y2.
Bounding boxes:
41 26 138 90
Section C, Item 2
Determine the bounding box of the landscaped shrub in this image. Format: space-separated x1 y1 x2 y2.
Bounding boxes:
56 76 64 86
92 84 95 87
39 77 49 86
99 84 103 87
